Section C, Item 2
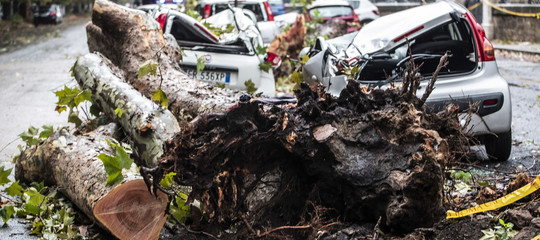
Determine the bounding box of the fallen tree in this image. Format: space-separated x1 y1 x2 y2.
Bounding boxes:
46 0 473 238
15 123 169 240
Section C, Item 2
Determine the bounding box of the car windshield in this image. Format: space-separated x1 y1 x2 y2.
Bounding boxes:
38 4 53 13
309 6 353 18
215 3 264 21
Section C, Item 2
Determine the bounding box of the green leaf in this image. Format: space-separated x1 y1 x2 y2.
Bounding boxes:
153 89 169 108
196 55 205 73
68 110 82 127
25 188 46 206
256 45 268 56
55 86 80 108
537 95 540 101
160 172 177 188
216 83 226 89
69 65 75 77
39 125 54 139
138 61 158 78
31 221 43 235
301 55 310 65
291 71 303 84
244 79 258 94
114 107 123 118
30 181 45 192
5 181 24 196
98 153 123 186
258 62 272 73
115 145 133 169
0 166 12 186
0 206 15 224
97 142 133 186
169 195 190 223
55 105 67 114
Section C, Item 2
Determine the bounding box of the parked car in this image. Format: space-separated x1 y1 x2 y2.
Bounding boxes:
346 0 379 25
137 3 185 13
194 0 280 44
301 0 512 161
33 3 63 26
144 6 277 96
306 0 361 33
268 0 286 16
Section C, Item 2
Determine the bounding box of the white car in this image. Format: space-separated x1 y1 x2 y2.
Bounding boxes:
194 0 280 44
149 7 277 96
346 0 379 25
302 0 512 161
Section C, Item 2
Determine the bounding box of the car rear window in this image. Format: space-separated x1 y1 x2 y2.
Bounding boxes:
309 6 353 18
214 3 264 21
347 0 360 9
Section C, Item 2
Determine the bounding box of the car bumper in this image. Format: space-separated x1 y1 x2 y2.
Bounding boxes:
419 61 512 135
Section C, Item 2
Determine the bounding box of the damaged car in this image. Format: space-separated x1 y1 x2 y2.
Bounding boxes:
147 6 278 96
302 0 512 161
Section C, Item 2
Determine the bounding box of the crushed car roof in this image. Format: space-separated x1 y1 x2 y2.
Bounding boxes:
349 1 466 55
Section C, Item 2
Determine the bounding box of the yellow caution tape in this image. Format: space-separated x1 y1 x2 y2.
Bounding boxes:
467 2 482 11
483 0 540 19
447 174 540 219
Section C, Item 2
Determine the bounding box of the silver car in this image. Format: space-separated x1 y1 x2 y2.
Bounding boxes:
302 0 512 161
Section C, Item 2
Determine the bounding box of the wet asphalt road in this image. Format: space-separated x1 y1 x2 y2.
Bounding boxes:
0 22 539 237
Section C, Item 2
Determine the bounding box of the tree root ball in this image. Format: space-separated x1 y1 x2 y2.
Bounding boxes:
149 82 467 237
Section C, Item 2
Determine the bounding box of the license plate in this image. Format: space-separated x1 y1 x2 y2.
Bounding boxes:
184 68 231 83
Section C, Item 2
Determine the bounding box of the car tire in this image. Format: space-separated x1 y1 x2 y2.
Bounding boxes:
484 130 512 161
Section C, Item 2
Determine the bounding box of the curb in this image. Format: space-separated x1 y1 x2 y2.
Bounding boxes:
494 46 540 63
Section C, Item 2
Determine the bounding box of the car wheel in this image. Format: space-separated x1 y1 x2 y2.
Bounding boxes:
483 130 512 161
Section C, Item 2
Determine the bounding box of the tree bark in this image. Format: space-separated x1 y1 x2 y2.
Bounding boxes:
15 123 169 240
73 53 181 167
84 0 241 121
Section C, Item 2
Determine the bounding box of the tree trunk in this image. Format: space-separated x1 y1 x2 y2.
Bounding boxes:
15 123 169 240
73 53 181 167
84 0 241 121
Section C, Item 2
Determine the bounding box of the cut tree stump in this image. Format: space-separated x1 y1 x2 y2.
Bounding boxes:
15 123 169 240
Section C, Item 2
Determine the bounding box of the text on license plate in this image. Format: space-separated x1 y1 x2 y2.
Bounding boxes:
184 68 231 83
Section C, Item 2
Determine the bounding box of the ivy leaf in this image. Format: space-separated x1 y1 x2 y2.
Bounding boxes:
39 125 54 139
68 110 82 127
0 206 15 225
159 172 177 188
138 61 158 78
5 181 24 196
98 153 123 186
115 107 123 118
31 221 43 235
0 166 12 186
74 89 91 106
256 45 268 56
97 142 133 186
153 89 169 108
196 55 205 73
55 86 80 108
259 62 272 73
24 188 46 215
244 79 257 94
30 181 46 192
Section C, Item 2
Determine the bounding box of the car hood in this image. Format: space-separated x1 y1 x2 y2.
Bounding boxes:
347 1 462 55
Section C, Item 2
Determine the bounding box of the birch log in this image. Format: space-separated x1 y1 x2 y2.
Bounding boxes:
73 53 180 167
15 123 169 240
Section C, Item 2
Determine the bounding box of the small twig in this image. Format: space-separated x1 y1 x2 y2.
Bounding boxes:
0 137 19 154
241 213 256 235
170 213 220 240
372 216 382 240
254 225 311 238
420 51 451 105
